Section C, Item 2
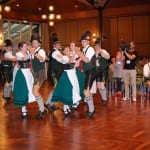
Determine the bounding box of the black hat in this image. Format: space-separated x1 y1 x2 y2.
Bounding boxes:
30 33 41 43
80 31 91 41
51 33 60 44
94 38 102 45
4 39 13 47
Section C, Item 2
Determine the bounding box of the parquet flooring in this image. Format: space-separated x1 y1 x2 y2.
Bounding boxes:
0 80 150 150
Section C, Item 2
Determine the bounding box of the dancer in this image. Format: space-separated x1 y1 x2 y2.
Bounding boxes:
13 41 35 119
1 39 16 101
45 33 66 111
75 31 96 117
51 46 81 115
29 33 47 119
94 38 110 105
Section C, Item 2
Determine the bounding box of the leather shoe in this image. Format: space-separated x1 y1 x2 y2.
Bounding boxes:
21 112 28 119
44 103 59 111
3 96 11 101
101 100 107 105
86 110 95 118
36 109 47 119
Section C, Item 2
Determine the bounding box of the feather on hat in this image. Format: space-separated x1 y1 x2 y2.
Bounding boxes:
80 31 92 41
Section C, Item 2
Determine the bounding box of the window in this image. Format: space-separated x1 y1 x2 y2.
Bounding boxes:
3 20 41 45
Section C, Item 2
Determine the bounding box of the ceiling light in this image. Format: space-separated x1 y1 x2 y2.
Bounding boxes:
49 21 54 27
56 14 61 20
41 14 47 20
4 5 11 12
41 5 62 27
74 5 78 8
0 4 11 20
48 13 55 20
49 5 54 11
38 7 42 11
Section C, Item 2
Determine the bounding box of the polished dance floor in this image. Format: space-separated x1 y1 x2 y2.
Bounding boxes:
0 80 150 150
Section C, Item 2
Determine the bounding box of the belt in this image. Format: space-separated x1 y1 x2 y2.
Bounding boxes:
63 63 75 70
18 60 30 68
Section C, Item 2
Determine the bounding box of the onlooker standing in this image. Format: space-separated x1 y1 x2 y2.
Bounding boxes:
123 41 138 101
113 50 124 96
143 59 150 87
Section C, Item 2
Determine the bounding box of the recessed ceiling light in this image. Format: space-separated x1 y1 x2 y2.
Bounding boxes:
38 8 42 11
74 5 78 8
16 4 20 7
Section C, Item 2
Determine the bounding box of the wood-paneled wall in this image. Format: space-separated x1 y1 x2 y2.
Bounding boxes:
52 17 99 47
51 4 150 56
109 15 150 56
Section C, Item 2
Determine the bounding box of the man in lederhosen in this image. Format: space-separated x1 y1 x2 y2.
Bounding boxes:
1 39 16 101
75 31 96 117
44 33 66 111
29 33 47 119
94 38 110 105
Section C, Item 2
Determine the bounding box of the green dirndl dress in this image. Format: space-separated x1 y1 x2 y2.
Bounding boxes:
13 69 29 106
51 67 85 106
51 71 73 105
76 67 85 99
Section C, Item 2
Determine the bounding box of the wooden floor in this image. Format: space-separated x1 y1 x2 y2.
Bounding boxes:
0 80 150 150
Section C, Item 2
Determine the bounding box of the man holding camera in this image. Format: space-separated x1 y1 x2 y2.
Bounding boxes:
123 41 138 101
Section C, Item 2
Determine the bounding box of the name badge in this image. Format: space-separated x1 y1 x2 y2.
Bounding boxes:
117 61 121 64
126 60 130 64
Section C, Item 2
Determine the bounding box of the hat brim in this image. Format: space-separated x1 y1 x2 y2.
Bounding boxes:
30 39 41 43
53 41 61 44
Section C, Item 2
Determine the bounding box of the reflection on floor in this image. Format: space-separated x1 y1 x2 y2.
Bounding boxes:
0 80 150 150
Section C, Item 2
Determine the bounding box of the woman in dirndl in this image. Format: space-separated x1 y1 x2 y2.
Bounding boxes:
51 46 82 115
13 41 35 119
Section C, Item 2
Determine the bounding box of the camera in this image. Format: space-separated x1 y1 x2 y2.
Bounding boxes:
119 40 131 51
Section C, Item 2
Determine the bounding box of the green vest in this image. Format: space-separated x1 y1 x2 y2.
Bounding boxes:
32 48 45 72
97 54 109 70
49 49 62 73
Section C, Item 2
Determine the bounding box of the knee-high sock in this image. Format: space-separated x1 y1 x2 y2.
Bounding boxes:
21 106 27 113
36 96 44 112
8 84 12 97
99 88 107 101
45 90 54 105
86 95 95 112
4 86 9 97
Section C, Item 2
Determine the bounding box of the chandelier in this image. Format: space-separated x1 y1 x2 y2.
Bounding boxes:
41 5 61 27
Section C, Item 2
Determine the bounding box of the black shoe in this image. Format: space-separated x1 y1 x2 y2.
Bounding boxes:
36 109 47 119
21 112 28 119
86 110 95 118
44 103 59 111
62 109 71 117
71 104 78 110
101 100 107 105
2 96 11 101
